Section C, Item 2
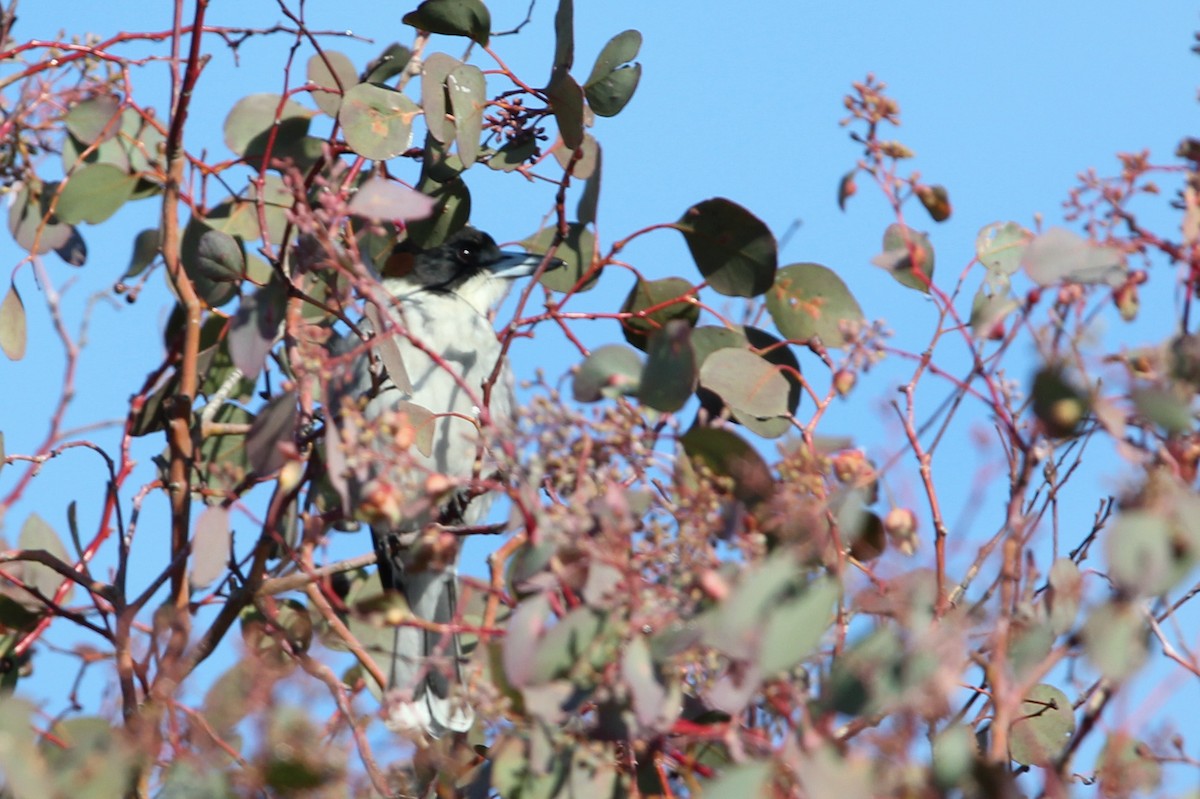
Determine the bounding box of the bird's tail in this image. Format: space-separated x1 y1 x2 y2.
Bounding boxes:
379 562 475 737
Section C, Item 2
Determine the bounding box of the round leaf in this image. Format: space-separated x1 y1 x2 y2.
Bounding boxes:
975 221 1030 278
700 348 789 418
8 183 73 255
676 198 777 297
872 223 935 293
195 228 245 283
680 427 775 507
766 262 864 348
363 42 413 84
525 223 598 293
339 83 420 160
1045 558 1081 636
758 576 838 674
619 277 699 351
56 163 137 225
584 29 642 86
306 50 357 116
1022 227 1127 287
1081 600 1149 681
223 94 314 158
586 63 641 118
124 228 161 279
402 0 492 46
573 344 642 402
1009 683 1074 766
19 513 73 604
638 319 696 413
63 94 121 144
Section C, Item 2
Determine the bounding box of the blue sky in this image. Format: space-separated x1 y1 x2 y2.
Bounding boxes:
2 0 1198 789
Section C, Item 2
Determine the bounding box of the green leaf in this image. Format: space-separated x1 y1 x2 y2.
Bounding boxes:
969 284 1019 338
872 223 935 292
124 228 161 279
700 347 789 419
402 0 492 46
1009 683 1074 767
339 82 420 160
8 182 73 255
638 319 696 413
404 177 470 249
448 64 486 167
528 605 603 684
195 228 245 284
1045 558 1081 636
622 634 663 720
704 553 804 658
758 576 838 674
975 221 1030 278
573 344 642 401
0 282 27 361
179 219 239 308
741 326 802 434
691 325 748 365
0 698 51 796
306 50 357 116
586 62 641 118
766 262 864 348
63 95 121 144
1022 227 1127 287
546 69 585 150
485 136 540 172
551 0 574 72
1105 510 1192 596
524 223 597 293
1131 387 1193 435
1082 600 1148 681
1097 734 1162 797
363 42 412 84
19 513 73 604
619 277 699 350
56 163 136 225
223 93 314 158
421 53 462 144
703 761 772 799
584 29 642 87
552 131 599 178
680 427 775 507
676 198 776 297
576 141 602 224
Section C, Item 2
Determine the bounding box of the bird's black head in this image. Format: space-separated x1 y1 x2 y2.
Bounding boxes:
383 227 557 295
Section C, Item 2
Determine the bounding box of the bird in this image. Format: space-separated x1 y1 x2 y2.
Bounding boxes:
332 226 560 737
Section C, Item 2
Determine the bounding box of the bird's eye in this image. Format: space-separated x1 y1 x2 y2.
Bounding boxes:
456 245 475 264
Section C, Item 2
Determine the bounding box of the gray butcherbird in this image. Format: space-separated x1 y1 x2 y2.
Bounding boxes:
337 226 560 736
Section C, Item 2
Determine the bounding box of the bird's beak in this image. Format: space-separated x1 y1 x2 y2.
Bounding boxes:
486 251 566 280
